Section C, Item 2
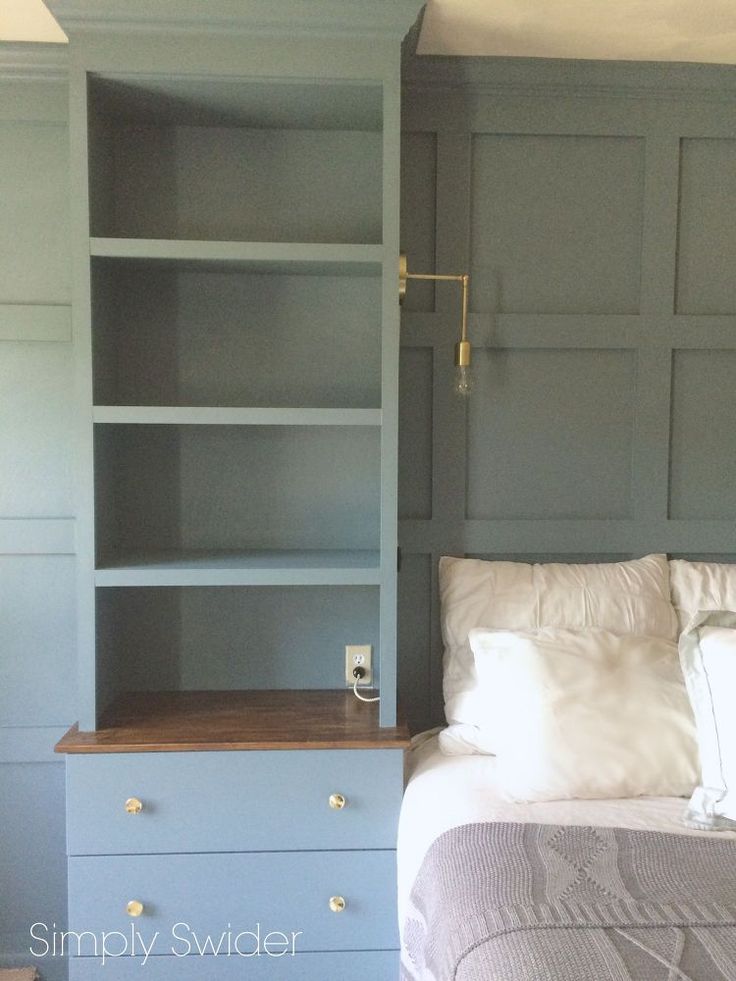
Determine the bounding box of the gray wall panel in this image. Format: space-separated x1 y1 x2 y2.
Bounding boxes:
397 552 433 733
0 556 76 726
467 348 635 520
677 138 736 315
670 349 736 519
470 134 644 315
399 347 433 519
0 345 74 517
0 120 70 304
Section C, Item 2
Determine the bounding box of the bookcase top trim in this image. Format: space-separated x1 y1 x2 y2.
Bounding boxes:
44 0 424 41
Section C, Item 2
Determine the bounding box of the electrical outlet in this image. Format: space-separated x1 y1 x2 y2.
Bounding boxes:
345 644 372 686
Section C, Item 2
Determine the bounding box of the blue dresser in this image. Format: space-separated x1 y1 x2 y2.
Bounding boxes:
58 693 409 979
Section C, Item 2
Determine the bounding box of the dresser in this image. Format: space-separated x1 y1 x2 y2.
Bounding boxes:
57 693 408 978
50 0 421 976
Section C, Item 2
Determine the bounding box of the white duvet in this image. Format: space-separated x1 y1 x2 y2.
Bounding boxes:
397 731 736 937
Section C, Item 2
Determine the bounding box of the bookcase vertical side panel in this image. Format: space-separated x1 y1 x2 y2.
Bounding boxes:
380 58 402 726
68 58 98 729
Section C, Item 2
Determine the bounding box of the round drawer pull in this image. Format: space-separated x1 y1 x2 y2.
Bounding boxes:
328 793 346 810
329 896 346 913
125 797 143 815
126 900 144 918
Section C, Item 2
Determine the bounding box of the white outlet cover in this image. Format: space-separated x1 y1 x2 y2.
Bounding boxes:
345 644 372 686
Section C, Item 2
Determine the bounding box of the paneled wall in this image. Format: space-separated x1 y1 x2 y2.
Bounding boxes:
0 45 73 981
398 56 736 732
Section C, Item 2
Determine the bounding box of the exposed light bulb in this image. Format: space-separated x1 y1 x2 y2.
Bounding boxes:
453 363 473 398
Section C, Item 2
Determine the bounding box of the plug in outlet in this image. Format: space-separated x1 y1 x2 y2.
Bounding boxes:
345 644 372 686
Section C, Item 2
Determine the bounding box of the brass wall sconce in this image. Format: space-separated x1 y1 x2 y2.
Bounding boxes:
399 254 472 397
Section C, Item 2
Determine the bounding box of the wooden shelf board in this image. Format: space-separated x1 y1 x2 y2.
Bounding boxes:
94 548 382 587
55 691 410 753
93 407 382 427
90 238 383 275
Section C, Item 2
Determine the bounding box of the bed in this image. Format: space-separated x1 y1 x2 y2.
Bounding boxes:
398 555 736 980
399 733 736 980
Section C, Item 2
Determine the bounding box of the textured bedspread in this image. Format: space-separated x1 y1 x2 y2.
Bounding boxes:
402 822 736 980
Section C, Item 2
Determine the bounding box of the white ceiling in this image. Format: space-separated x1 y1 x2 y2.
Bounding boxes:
418 0 736 63
2 0 736 65
0 0 66 42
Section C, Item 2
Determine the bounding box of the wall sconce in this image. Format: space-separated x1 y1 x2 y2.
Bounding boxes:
399 254 472 397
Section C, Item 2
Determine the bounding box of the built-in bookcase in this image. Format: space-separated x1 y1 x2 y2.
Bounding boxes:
74 63 402 728
54 10 416 978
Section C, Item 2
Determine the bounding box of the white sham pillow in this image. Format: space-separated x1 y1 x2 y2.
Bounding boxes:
469 627 699 802
670 559 736 631
679 611 736 831
439 554 678 755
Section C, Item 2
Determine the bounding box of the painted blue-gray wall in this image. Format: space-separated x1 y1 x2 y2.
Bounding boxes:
0 44 73 981
398 54 736 732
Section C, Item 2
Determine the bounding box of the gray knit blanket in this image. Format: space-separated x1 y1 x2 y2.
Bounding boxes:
401 822 736 980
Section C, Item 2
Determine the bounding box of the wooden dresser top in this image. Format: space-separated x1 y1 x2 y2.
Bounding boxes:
55 690 410 754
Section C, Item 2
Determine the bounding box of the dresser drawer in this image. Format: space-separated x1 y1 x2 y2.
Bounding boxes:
70 949 398 979
66 749 403 854
68 850 398 953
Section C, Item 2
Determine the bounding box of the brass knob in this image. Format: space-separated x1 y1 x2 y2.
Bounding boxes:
329 896 346 913
126 900 144 917
328 793 346 810
125 797 143 814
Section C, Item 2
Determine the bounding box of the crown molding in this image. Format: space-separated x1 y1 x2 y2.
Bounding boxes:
43 0 425 41
403 52 736 102
0 42 68 80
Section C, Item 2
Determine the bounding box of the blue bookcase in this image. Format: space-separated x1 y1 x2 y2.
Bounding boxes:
46 0 425 729
50 2 421 976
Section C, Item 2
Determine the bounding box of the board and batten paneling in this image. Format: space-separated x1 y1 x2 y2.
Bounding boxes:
0 44 74 981
398 56 736 732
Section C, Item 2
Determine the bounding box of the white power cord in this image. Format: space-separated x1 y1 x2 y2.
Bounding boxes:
352 668 380 702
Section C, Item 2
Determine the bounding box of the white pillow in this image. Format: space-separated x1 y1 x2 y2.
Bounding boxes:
439 554 678 755
670 559 736 631
469 627 699 802
679 610 736 831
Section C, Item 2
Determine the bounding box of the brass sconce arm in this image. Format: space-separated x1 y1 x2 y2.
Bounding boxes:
399 254 472 396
